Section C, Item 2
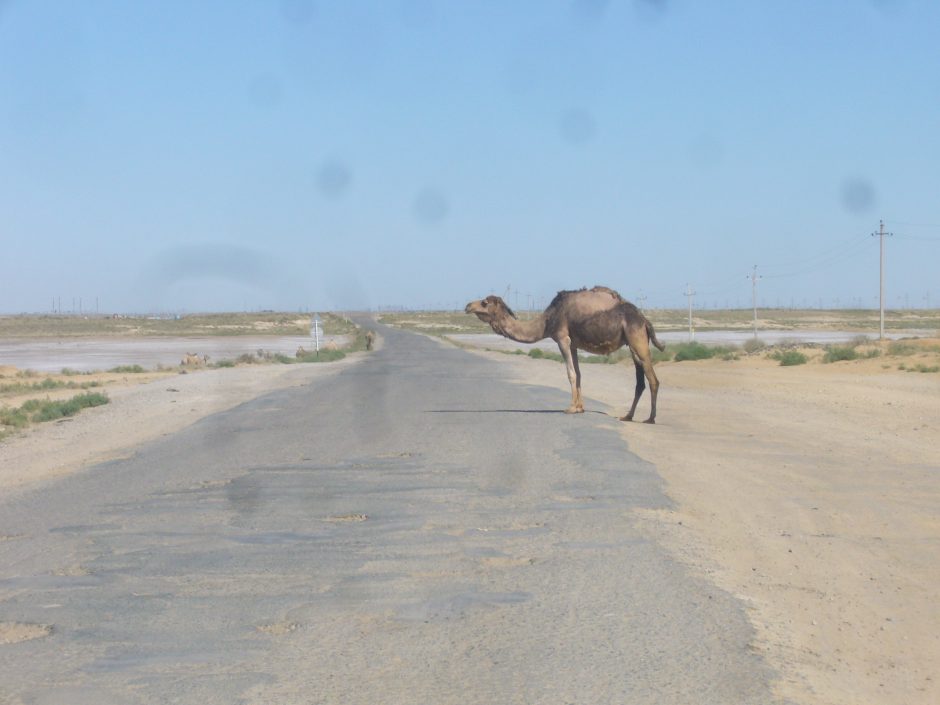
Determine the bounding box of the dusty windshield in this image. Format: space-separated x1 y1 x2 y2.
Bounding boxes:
1 3 938 704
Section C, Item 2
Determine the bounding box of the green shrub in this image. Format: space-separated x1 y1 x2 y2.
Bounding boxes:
109 365 146 373
771 350 808 366
0 406 30 429
1 378 70 394
526 348 562 362
213 359 236 368
651 347 672 363
672 342 715 362
28 393 109 422
296 349 346 363
581 354 618 364
2 393 111 433
888 342 917 356
823 346 858 363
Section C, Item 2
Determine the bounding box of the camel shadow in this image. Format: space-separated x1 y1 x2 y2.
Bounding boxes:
426 409 608 416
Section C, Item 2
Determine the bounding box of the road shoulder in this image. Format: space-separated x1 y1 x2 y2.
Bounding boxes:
459 344 940 705
0 355 363 493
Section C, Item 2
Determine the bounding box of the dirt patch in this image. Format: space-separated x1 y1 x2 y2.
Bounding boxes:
0 622 53 644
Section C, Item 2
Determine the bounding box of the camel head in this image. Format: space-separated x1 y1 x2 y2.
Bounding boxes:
465 295 515 325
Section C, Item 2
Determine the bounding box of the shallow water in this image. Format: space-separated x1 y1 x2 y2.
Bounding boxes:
0 335 349 373
448 328 930 353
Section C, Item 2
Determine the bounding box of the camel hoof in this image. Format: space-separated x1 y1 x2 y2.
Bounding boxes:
565 406 584 414
619 415 634 422
643 418 656 424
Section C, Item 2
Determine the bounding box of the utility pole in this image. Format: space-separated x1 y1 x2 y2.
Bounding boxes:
683 283 696 341
748 265 761 339
636 292 648 310
872 220 893 340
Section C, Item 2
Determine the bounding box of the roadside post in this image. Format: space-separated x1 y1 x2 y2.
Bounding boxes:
311 314 321 356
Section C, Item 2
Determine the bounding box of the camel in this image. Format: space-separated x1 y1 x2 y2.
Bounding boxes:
365 330 375 351
465 286 666 423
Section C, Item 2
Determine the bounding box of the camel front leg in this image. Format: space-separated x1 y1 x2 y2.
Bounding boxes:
557 337 584 414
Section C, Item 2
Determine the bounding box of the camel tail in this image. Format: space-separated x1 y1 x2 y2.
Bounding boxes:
646 320 666 351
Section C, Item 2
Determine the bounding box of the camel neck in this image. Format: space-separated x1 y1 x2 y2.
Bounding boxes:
493 313 548 344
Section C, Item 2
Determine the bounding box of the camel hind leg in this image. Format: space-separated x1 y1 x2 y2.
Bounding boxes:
621 355 646 422
621 327 660 424
557 336 584 414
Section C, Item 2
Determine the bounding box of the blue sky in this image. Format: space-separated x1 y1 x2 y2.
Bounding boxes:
1 0 938 313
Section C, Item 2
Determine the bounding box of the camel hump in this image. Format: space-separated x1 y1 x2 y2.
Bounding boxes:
590 286 627 302
549 286 624 310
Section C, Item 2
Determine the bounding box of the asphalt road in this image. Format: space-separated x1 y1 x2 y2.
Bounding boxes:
0 323 780 704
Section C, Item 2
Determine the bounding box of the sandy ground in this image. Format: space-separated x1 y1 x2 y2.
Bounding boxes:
457 342 940 705
3 331 938 704
0 355 362 493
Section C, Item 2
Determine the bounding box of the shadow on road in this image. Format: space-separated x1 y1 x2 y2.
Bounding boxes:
426 409 608 416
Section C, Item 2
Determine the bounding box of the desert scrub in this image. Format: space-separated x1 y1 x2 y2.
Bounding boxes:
770 350 808 366
0 406 30 438
888 342 918 356
672 342 713 361
26 393 109 422
822 346 858 363
527 348 564 363
669 341 738 362
109 365 146 373
900 363 940 373
742 338 765 354
1 392 109 438
651 347 672 363
1 378 101 396
296 348 346 363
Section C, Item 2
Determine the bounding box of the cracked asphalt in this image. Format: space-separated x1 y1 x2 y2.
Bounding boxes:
0 323 780 704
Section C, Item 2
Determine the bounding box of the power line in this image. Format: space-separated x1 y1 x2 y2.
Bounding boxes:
885 219 940 228
762 232 872 274
894 233 940 242
763 236 876 279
